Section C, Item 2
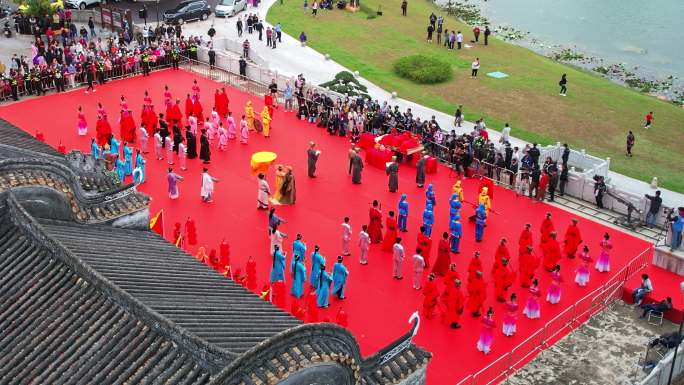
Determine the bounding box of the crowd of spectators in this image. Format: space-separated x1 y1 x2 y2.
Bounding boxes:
1 11 208 101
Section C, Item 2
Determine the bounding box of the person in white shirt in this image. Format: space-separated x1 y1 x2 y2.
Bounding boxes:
500 123 511 144
139 124 149 153
153 131 163 160
341 217 352 256
632 274 653 305
200 168 219 203
359 225 370 264
471 58 480 78
392 237 405 279
456 31 463 49
412 249 425 290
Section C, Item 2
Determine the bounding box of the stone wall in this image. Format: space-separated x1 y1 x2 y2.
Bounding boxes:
396 366 427 385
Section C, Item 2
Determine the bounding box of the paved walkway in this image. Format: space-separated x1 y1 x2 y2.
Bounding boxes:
180 5 684 208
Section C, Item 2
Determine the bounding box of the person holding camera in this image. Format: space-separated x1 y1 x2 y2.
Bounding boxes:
593 176 606 209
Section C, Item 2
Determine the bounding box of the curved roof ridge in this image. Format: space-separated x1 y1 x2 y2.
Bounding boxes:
3 192 237 373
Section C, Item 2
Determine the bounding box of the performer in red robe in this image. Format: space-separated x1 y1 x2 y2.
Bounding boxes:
542 232 562 271
518 245 539 288
422 273 440 319
493 259 516 302
220 88 230 115
185 94 194 119
432 232 451 276
368 200 383 244
141 105 158 136
167 99 183 125
381 211 399 252
467 251 483 282
518 223 533 257
215 88 230 117
445 279 465 328
417 226 433 268
467 271 486 316
119 110 137 143
246 256 257 290
444 263 460 286
192 98 204 122
563 218 583 259
95 115 112 147
540 212 555 244
493 238 511 272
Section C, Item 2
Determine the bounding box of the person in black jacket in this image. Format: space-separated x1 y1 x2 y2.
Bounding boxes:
528 143 540 165
185 126 197 159
645 191 662 228
561 143 570 166
199 129 211 164
529 164 541 199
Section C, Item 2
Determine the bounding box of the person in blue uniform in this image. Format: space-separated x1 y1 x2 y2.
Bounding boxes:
115 155 125 182
450 214 462 253
293 234 307 263
270 244 286 283
449 193 462 221
310 245 325 289
123 142 133 176
398 194 409 232
110 135 120 157
332 256 349 299
426 184 436 206
290 254 307 298
134 149 145 184
91 138 100 159
475 204 487 242
317 265 333 308
422 203 435 236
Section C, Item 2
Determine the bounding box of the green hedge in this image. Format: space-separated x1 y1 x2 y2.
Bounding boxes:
393 55 452 84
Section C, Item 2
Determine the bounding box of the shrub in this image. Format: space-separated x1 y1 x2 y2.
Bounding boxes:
393 55 452 84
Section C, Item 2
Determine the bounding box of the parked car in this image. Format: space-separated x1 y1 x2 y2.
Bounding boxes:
214 0 246 18
64 0 100 10
163 0 211 25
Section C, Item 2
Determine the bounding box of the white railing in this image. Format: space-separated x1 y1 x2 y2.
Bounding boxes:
455 246 652 385
637 340 684 385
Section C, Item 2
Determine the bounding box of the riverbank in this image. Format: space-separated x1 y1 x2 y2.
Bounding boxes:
267 0 684 192
441 0 684 104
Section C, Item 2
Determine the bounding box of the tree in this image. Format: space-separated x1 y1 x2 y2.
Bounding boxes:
14 0 57 17
319 71 370 99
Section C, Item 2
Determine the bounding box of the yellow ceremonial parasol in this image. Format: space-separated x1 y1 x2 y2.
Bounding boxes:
250 151 278 176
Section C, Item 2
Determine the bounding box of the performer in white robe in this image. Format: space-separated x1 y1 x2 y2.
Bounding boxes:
257 173 270 209
201 168 219 203
341 217 352 256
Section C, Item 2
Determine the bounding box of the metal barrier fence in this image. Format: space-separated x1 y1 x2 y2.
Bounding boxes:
0 55 177 102
455 246 652 385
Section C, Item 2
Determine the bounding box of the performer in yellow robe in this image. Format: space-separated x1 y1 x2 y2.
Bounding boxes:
478 186 492 217
261 106 271 138
272 164 286 203
245 101 255 131
452 180 464 202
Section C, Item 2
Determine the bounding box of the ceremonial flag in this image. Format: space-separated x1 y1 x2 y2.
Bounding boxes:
150 210 165 237
175 234 183 248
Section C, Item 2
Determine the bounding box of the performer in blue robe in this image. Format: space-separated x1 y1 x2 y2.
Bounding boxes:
293 234 307 263
317 266 333 308
422 203 435 236
134 150 145 183
397 194 409 232
110 136 120 157
270 245 286 283
91 139 100 159
115 157 125 183
123 143 133 176
475 204 486 242
449 215 462 253
332 256 349 299
426 184 436 206
449 193 462 221
290 254 307 298
310 246 325 289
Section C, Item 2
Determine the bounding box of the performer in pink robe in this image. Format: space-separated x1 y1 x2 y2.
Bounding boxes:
240 115 249 144
595 232 612 272
477 308 496 354
163 85 173 107
523 279 541 319
546 265 563 304
77 106 88 136
502 293 519 336
217 123 228 151
575 245 592 286
226 112 237 139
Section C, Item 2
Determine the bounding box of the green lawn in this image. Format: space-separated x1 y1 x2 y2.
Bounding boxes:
267 0 684 192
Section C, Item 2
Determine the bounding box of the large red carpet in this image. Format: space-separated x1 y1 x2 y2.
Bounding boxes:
0 69 653 384
623 264 684 323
